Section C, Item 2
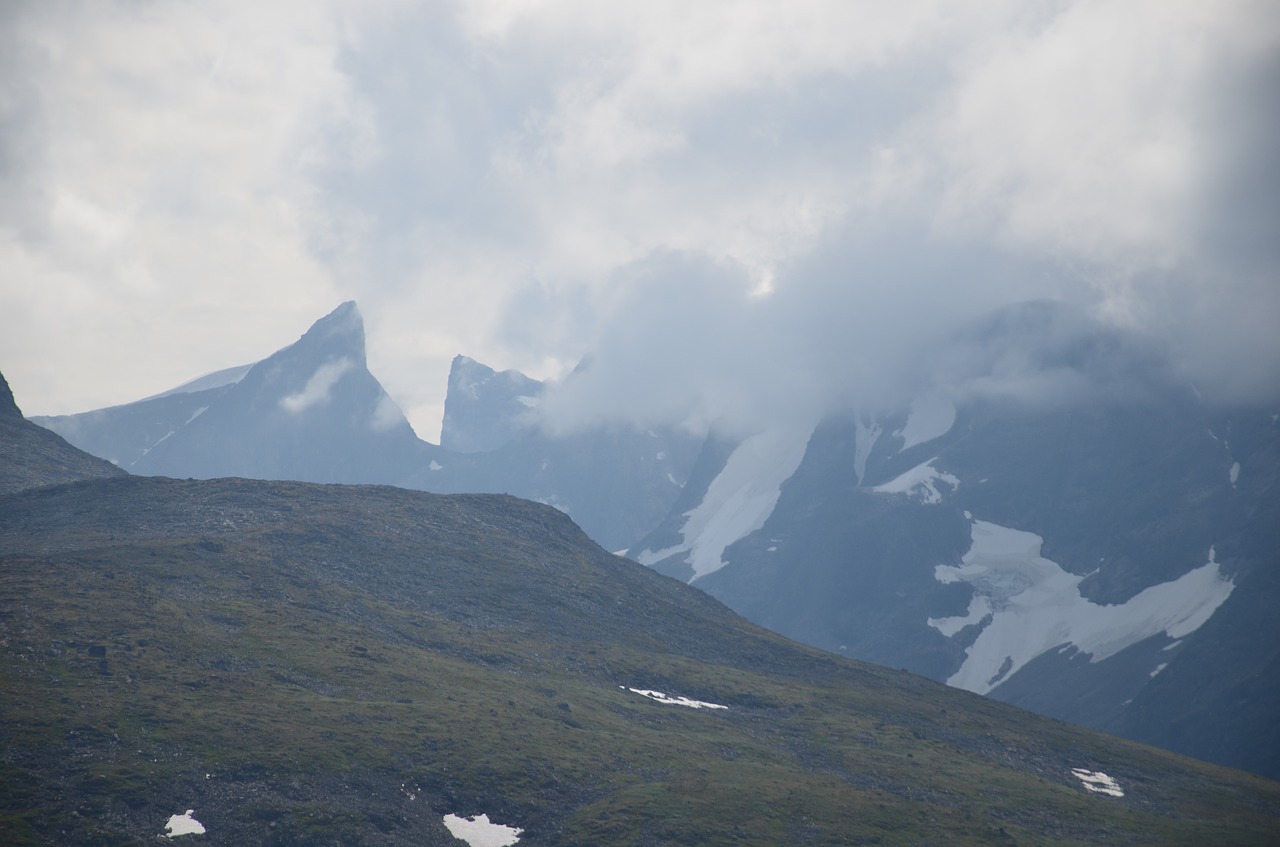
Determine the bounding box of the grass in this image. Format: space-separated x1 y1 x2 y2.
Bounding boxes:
2 477 1278 845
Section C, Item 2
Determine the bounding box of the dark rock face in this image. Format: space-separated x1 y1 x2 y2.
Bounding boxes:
0 370 22 418
0 370 127 495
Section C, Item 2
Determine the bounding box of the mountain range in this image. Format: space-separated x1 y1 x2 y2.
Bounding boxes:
33 303 699 553
27 300 1280 782
3 371 1279 845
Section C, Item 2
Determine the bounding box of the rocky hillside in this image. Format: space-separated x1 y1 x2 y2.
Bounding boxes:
2 473 1278 845
0 370 126 495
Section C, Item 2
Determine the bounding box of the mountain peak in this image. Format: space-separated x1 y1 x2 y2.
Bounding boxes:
441 355 542 453
0 370 22 418
295 301 366 363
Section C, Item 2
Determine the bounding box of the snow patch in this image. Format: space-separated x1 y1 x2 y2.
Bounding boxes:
516 394 540 408
1071 769 1124 797
428 460 444 471
442 813 522 846
895 393 956 451
1229 461 1241 486
162 810 205 837
635 544 684 566
927 593 991 637
1150 663 1168 678
872 459 959 504
280 357 354 414
138 429 177 461
623 687 728 710
931 523 1235 695
642 426 812 581
184 406 208 425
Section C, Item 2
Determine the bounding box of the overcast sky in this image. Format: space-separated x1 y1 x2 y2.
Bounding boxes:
2 0 1277 440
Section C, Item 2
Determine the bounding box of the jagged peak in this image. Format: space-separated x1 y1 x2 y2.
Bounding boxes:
286 301 367 366
0 371 23 418
308 300 363 340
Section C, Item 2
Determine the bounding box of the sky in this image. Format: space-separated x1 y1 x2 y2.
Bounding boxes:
1 0 1277 441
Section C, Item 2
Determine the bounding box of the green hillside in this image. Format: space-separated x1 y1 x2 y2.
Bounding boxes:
1 477 1277 845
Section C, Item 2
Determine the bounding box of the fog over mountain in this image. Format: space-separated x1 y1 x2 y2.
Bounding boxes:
1 1 1276 438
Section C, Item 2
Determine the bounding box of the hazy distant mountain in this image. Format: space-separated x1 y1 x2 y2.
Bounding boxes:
439 355 543 453
32 304 699 551
414 355 702 551
0 369 127 495
630 301 1280 778
35 302 437 485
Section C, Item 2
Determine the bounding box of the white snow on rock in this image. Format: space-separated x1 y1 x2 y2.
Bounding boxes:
930 523 1235 695
442 813 523 846
623 687 728 710
1071 769 1124 797
162 810 206 837
895 393 956 451
636 425 812 581
872 459 959 505
1230 461 1241 486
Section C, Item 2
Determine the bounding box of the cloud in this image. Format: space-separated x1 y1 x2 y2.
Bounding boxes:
280 357 354 414
0 1 1276 439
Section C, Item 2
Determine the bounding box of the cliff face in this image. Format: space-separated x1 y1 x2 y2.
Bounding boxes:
0 370 127 496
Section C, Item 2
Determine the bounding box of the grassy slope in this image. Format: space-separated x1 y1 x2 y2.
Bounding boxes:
1 477 1277 846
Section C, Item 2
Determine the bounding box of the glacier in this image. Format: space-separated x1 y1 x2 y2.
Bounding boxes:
637 425 812 581
930 521 1235 695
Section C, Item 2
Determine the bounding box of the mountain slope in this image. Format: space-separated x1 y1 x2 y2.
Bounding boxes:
3 474 1278 846
34 302 435 485
630 302 1280 778
0 370 127 495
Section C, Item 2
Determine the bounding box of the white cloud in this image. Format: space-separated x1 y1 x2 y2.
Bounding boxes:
280 357 354 414
1 1 1276 435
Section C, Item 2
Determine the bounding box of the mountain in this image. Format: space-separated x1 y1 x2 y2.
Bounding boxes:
34 302 436 485
410 353 702 551
27 300 1279 779
439 355 543 453
413 366 702 550
630 302 1280 778
34 310 700 552
2 467 1278 845
0 370 127 495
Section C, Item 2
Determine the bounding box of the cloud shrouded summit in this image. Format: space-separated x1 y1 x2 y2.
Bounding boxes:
1 0 1276 437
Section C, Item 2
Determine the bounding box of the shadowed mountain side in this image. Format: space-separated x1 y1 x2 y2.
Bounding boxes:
2 475 1278 846
0 370 127 496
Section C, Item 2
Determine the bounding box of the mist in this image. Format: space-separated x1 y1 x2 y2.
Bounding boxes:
0 0 1276 437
